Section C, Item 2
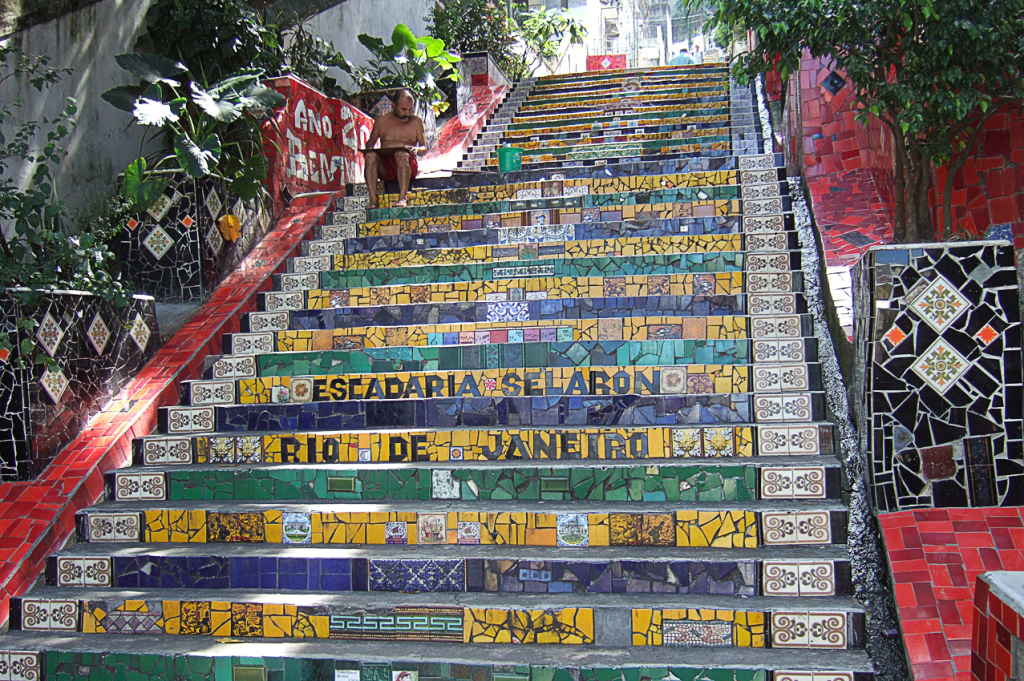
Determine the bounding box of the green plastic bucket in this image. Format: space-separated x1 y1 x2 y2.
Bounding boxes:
497 146 523 172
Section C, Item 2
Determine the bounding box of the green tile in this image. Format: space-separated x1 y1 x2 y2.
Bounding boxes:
328 476 357 492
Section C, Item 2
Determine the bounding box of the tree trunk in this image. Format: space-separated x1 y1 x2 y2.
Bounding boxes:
891 131 908 243
904 142 933 243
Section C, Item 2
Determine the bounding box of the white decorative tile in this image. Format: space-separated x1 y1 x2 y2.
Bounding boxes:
746 252 790 273
556 513 589 547
292 255 331 273
763 561 836 597
142 225 174 260
211 355 257 379
515 188 542 199
807 612 848 648
740 169 777 185
753 393 814 423
747 272 794 294
86 512 141 542
751 316 803 339
776 673 852 681
741 183 780 200
417 513 447 544
56 556 112 587
205 189 223 219
912 338 971 394
142 436 193 465
738 154 775 170
431 470 460 499
752 365 810 392
247 312 290 332
747 293 797 315
760 467 826 499
756 425 822 456
35 311 64 357
279 273 319 291
39 366 69 403
744 197 784 215
742 215 785 233
188 380 235 406
86 313 111 355
384 520 407 544
769 612 810 647
907 276 971 332
18 599 78 631
114 472 167 501
745 232 788 252
290 377 313 403
343 196 370 212
264 292 304 312
165 407 215 434
308 239 347 257
323 224 357 240
146 193 173 221
762 511 832 545
231 332 274 355
129 313 151 351
4 650 42 681
205 222 223 254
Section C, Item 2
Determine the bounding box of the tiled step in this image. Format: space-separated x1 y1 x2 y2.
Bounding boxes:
221 312 810 354
239 294 765 335
255 272 761 311
105 458 843 503
135 422 838 465
158 391 828 433
277 252 757 292
74 500 850 548
0 632 878 672
11 587 867 650
47 544 854 598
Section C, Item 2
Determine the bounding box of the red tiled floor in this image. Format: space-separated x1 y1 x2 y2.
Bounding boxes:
0 194 333 625
881 508 1024 681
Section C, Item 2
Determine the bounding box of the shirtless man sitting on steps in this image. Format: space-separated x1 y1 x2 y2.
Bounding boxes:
362 89 428 208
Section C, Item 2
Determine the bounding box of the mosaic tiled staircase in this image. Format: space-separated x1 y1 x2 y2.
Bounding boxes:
459 78 537 172
4 65 874 681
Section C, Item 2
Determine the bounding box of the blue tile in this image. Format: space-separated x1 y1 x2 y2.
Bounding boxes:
230 557 261 589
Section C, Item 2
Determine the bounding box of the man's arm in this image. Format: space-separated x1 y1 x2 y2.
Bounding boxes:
366 118 381 149
415 119 428 156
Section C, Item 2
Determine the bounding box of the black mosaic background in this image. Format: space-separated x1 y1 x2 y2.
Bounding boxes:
852 243 1024 511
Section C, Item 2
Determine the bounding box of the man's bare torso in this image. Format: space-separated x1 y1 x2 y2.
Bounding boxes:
375 112 425 148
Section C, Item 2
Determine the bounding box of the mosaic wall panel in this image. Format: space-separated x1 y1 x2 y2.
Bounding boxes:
631 608 765 647
118 173 271 301
851 243 1024 510
42 650 800 681
121 508 773 547
971 571 1024 681
0 292 158 479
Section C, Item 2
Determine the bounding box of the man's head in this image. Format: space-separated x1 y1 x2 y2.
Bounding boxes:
682 47 689 52
392 89 416 121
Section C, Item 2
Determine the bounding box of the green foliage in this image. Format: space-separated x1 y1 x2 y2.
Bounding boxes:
689 0 1024 241
514 6 588 73
0 46 133 361
136 0 285 84
426 0 529 82
103 56 284 202
277 18 353 93
335 25 462 114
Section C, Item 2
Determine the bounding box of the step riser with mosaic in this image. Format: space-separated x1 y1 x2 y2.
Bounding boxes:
509 98 746 125
366 168 779 210
523 74 729 96
73 503 849 550
498 107 740 135
179 361 825 411
530 67 730 89
221 312 813 356
492 113 735 140
339 201 791 240
293 233 789 277
497 106 751 136
45 551 854 599
203 334 815 376
472 128 742 157
256 272 791 313
106 459 843 504
156 391 828 435
276 253 765 294
362 184 760 222
11 591 865 650
514 91 732 116
327 219 801 255
137 422 837 466
398 154 783 195
472 145 750 171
